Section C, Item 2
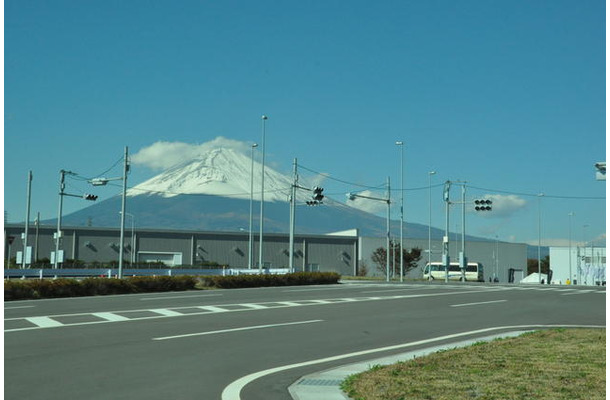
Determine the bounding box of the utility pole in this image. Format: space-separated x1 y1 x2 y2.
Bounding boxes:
118 146 129 279
442 181 451 282
386 176 391 282
288 158 297 272
54 169 75 269
259 115 268 273
22 171 33 269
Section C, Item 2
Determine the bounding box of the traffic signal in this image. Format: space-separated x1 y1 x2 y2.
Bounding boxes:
83 194 98 201
474 199 492 211
312 186 324 202
306 200 320 206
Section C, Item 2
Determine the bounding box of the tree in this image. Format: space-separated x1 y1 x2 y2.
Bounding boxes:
527 256 550 276
371 241 422 277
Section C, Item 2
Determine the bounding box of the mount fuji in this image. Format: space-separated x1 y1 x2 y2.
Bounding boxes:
55 146 442 238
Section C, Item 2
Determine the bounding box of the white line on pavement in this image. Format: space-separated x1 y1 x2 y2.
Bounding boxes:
153 319 324 341
92 312 130 322
450 300 508 307
221 324 606 400
25 316 64 328
140 294 223 301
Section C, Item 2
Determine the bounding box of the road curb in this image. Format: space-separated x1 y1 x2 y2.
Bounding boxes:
288 331 531 400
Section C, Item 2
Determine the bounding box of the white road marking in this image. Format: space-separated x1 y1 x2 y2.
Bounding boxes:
140 294 222 301
92 312 130 322
25 316 63 328
150 309 184 317
153 319 324 341
4 305 35 310
451 300 508 307
221 324 607 400
238 304 269 310
198 305 228 312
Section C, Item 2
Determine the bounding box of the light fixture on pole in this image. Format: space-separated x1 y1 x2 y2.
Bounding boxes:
395 141 404 282
259 115 268 274
87 146 129 279
346 179 391 282
248 143 258 269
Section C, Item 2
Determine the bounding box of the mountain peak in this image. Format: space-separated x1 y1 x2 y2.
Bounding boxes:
128 146 297 202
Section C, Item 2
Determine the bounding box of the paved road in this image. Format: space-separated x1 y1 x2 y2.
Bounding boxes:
4 282 605 400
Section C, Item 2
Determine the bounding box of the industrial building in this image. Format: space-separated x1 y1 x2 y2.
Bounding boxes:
4 224 527 281
549 246 606 286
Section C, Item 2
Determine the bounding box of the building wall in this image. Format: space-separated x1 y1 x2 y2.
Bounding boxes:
549 246 606 285
4 224 358 275
359 237 527 283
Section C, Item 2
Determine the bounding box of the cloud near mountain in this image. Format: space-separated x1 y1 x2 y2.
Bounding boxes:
478 194 527 218
131 137 252 171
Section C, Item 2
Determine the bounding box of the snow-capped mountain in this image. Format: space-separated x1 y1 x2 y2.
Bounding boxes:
53 144 444 239
128 147 308 202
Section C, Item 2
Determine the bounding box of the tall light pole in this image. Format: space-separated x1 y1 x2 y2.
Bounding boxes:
428 171 436 275
22 170 33 269
248 143 258 269
537 193 544 283
55 169 75 269
443 181 451 282
568 211 574 285
386 176 391 282
259 115 268 273
395 141 404 282
118 146 129 279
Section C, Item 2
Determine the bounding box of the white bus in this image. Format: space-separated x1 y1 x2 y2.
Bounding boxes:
423 262 484 282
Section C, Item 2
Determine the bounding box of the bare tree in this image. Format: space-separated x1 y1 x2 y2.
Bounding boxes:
371 241 422 277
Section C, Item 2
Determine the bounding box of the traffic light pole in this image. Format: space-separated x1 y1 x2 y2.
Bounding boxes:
289 158 297 272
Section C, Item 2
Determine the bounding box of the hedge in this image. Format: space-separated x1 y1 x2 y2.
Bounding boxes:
4 276 197 301
201 272 341 289
4 272 340 300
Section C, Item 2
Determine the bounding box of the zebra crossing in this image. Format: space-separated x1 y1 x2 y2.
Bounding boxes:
4 284 604 333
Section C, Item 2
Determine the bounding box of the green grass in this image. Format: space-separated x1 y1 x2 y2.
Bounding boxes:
341 328 605 400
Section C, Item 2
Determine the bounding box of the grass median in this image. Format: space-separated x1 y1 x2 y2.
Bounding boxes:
341 328 605 400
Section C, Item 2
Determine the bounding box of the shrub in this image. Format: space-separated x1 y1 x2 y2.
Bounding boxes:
206 272 340 289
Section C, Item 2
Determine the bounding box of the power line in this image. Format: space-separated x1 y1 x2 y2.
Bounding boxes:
467 185 605 200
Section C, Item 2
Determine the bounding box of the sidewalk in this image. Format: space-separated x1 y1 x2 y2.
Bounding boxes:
288 331 530 400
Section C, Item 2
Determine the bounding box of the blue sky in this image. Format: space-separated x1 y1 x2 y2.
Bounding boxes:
4 0 606 247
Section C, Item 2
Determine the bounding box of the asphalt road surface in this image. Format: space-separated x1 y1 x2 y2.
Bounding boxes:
4 282 605 400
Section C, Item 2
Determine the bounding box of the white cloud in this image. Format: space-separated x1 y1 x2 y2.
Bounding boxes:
345 190 389 215
131 137 251 170
475 194 527 218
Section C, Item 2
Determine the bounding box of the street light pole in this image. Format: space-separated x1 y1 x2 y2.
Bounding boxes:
537 193 544 283
259 115 268 273
22 171 33 269
248 143 258 269
118 146 129 279
395 141 404 282
568 211 574 285
428 171 436 275
386 176 391 282
54 169 74 269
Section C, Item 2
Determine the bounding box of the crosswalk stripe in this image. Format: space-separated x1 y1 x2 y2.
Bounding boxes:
92 312 130 322
25 316 63 328
151 309 183 317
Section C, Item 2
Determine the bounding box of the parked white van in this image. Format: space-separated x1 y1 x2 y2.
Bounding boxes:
423 262 484 282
